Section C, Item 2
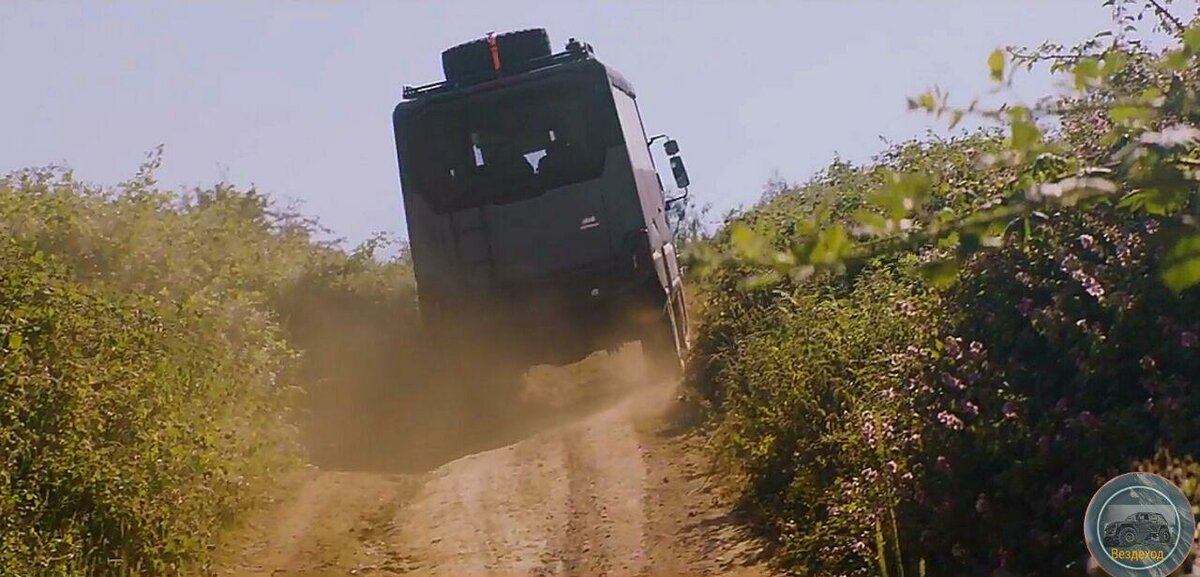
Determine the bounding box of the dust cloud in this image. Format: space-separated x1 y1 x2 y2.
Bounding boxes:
218 297 777 577
290 304 654 473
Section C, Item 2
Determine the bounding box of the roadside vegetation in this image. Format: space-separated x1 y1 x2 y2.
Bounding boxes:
6 1 1200 576
0 155 417 576
686 2 1200 575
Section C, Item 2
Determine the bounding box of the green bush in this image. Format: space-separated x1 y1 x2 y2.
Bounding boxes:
0 241 293 576
693 255 944 572
690 9 1200 573
693 146 1200 576
0 158 417 575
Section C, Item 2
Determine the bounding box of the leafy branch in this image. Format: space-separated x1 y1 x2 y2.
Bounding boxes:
714 11 1200 293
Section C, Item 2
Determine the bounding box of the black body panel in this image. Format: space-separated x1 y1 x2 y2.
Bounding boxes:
393 36 678 369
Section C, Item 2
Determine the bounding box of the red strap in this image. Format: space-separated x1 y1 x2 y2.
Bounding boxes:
487 33 501 72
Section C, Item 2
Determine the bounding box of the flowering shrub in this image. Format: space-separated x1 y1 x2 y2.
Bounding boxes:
691 256 945 575
688 7 1200 574
693 155 1200 577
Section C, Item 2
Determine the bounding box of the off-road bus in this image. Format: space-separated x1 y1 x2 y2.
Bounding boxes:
392 29 692 383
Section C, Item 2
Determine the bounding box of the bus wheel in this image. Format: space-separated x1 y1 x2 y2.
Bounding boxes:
641 302 683 384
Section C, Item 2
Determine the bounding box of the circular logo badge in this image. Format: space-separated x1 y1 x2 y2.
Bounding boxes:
1084 472 1196 577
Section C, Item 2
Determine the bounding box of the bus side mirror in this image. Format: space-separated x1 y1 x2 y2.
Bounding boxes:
664 139 680 156
669 156 690 189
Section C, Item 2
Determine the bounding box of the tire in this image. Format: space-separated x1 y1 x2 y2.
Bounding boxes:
641 296 684 384
495 29 552 72
441 38 494 83
1119 526 1137 547
672 284 692 353
441 29 551 83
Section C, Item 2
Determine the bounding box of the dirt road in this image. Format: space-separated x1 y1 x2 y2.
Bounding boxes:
216 356 773 577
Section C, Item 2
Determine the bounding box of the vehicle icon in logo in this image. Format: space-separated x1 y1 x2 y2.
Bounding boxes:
1084 472 1196 577
1102 512 1173 548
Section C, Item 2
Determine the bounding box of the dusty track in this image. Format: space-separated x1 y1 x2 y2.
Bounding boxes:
216 360 773 577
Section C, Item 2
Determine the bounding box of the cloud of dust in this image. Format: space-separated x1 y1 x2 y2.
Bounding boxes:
288 299 659 473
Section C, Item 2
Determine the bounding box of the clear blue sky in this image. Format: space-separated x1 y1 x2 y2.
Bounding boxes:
0 2 1148 246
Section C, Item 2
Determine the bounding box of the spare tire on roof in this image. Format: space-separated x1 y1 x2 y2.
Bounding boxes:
495 29 552 72
441 28 552 84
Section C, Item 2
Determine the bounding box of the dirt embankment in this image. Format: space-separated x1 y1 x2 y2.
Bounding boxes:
215 349 774 577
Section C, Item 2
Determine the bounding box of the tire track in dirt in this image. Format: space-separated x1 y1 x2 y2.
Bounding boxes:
216 378 776 577
214 471 419 577
391 431 574 575
377 384 772 577
560 420 648 576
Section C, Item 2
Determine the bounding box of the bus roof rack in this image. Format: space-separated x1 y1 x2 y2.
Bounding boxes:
402 40 596 101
